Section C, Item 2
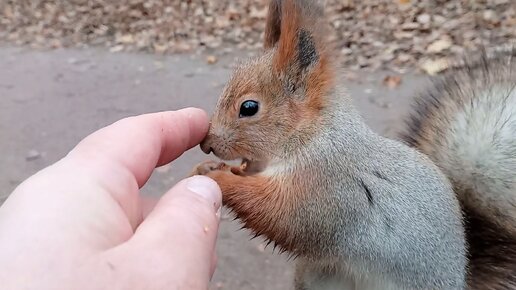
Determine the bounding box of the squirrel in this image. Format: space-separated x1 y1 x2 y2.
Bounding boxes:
190 0 516 289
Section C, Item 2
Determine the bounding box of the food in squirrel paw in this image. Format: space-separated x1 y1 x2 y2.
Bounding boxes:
190 159 249 177
190 160 227 176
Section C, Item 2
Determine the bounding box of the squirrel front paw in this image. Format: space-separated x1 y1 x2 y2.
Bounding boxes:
190 160 249 177
190 160 229 177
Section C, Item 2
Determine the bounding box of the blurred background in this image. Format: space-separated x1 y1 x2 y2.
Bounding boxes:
0 1 514 289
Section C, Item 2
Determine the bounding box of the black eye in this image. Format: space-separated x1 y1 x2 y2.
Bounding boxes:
239 100 259 118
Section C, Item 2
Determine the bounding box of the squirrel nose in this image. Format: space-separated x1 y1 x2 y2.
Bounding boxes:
203 146 213 155
200 138 213 155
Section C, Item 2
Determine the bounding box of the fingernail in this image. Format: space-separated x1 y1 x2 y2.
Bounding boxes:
186 176 221 211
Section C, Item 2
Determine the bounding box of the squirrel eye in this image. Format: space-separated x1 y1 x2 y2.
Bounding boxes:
239 100 259 118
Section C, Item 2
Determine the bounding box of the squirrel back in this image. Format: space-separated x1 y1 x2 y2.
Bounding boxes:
402 50 516 289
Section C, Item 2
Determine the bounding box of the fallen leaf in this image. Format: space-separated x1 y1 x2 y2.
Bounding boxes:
249 6 267 19
3 6 13 18
401 22 419 30
427 38 452 53
153 43 168 53
483 10 498 24
416 14 431 24
109 45 124 53
420 58 449 75
118 34 135 44
206 55 218 64
383 75 402 89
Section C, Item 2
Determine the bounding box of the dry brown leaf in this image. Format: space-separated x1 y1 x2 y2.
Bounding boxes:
117 34 135 44
109 45 124 53
420 58 449 75
383 75 402 89
427 38 453 53
153 43 168 54
206 55 218 65
416 14 431 24
250 6 267 19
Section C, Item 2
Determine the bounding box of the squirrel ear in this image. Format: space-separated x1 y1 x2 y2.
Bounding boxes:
296 29 318 71
264 0 282 49
273 0 326 75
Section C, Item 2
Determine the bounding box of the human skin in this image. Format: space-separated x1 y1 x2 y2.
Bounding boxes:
0 108 221 290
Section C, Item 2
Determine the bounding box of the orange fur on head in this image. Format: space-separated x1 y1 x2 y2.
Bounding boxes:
200 0 337 163
306 51 334 111
270 0 335 111
264 0 282 49
274 0 301 71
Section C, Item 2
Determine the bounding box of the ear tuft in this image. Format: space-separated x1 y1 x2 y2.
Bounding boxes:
268 0 335 101
264 0 282 49
272 0 327 72
297 29 318 70
274 0 302 71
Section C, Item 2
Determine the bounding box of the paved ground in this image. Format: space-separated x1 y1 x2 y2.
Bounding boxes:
0 46 429 289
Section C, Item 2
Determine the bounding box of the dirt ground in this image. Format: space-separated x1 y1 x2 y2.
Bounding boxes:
0 46 430 289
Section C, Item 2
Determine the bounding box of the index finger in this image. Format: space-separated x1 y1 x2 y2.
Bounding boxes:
64 108 208 230
68 108 209 188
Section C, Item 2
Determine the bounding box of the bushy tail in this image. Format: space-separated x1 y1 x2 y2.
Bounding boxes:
402 50 516 290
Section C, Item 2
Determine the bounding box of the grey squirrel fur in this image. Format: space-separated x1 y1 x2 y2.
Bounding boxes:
193 0 516 289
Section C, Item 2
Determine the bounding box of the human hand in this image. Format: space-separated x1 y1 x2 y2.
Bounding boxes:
0 108 221 290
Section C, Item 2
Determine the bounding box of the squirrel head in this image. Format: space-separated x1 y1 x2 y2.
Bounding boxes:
201 0 335 165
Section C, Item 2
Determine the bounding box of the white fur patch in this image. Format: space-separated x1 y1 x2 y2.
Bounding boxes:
445 84 516 212
260 158 293 177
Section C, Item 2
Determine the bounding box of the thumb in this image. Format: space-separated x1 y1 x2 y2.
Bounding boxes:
115 176 222 289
